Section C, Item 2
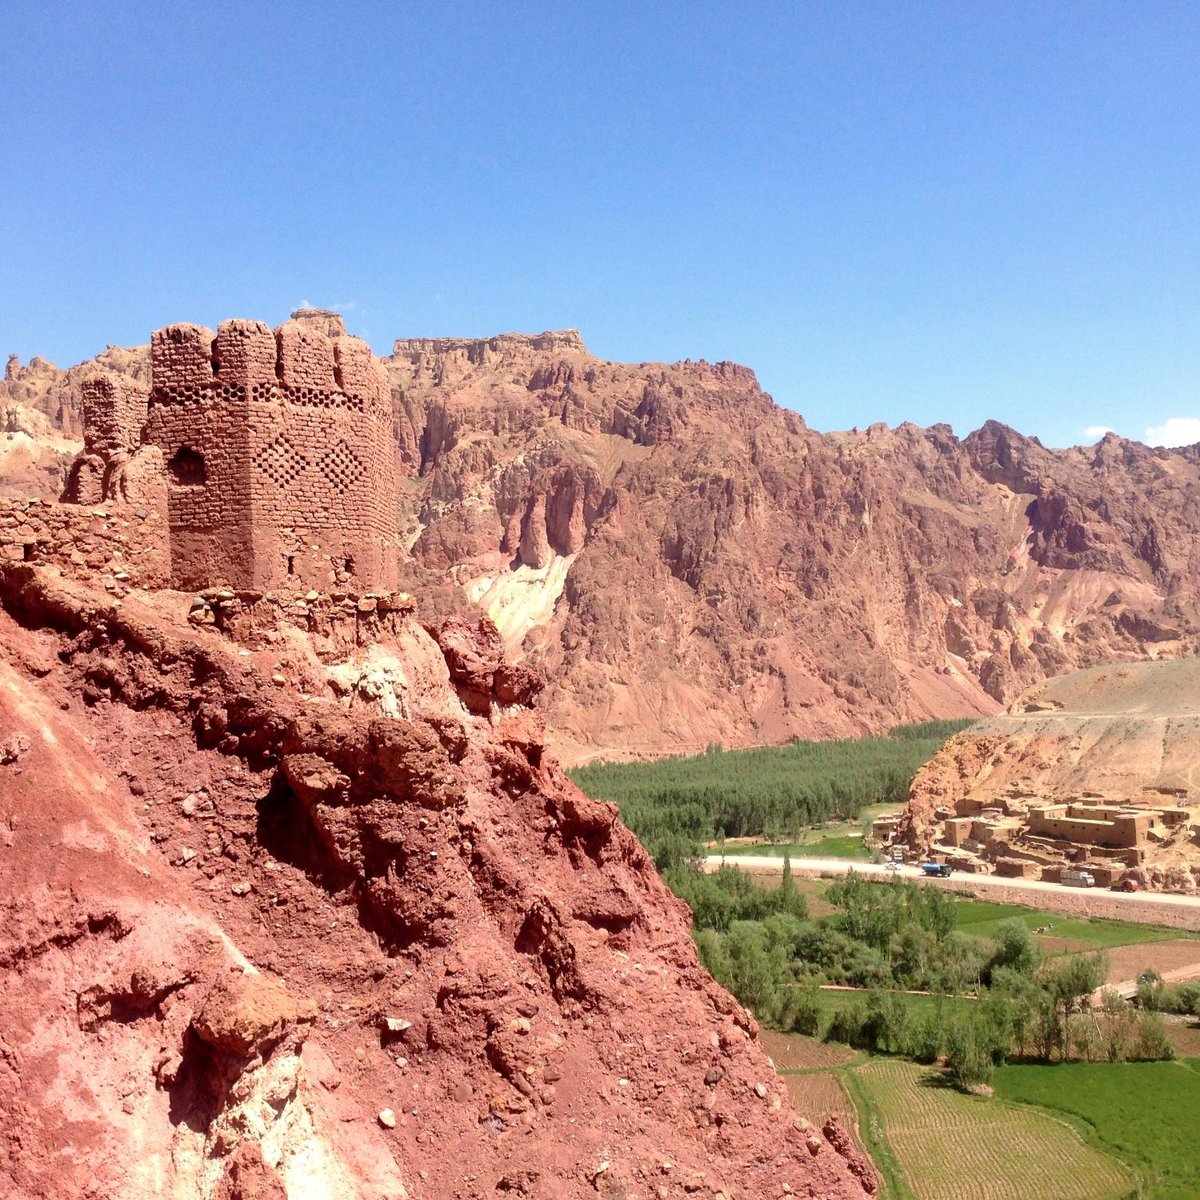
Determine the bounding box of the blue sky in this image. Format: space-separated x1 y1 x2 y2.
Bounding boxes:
3 2 1198 448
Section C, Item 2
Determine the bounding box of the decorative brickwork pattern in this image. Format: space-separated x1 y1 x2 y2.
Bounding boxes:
142 318 398 592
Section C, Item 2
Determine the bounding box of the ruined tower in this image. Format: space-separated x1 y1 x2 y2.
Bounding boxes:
64 372 152 504
143 317 398 592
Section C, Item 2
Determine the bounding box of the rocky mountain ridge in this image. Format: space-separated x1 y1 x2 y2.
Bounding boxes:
6 314 1200 763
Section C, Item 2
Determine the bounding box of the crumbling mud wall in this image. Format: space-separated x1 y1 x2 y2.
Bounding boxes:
0 495 167 587
63 371 159 506
144 318 398 593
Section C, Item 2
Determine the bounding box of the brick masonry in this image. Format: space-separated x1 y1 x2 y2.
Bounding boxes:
140 318 399 592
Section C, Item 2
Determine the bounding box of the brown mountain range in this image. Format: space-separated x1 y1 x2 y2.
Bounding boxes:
7 313 1200 764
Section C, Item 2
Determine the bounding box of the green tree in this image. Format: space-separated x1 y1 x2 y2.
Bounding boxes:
777 981 823 1037
945 1015 994 1088
989 918 1039 977
1134 1011 1175 1061
1044 953 1107 1059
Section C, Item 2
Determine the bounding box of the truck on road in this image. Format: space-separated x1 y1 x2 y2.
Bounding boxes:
920 862 954 878
1062 867 1096 888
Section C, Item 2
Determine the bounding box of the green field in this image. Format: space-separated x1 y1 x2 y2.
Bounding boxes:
953 898 1188 951
995 1059 1200 1200
718 834 872 860
851 1058 1134 1200
811 987 978 1021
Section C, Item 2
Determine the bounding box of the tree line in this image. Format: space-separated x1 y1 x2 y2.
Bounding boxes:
570 719 974 869
684 867 1174 1089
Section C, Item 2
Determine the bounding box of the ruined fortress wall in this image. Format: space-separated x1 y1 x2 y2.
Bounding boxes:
144 319 397 592
143 323 256 590
0 496 168 587
81 373 149 457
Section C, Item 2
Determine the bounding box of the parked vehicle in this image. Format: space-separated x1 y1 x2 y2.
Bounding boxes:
920 862 954 878
1062 867 1096 888
1114 878 1140 893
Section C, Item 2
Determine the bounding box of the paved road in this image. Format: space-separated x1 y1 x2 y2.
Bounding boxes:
704 855 1200 929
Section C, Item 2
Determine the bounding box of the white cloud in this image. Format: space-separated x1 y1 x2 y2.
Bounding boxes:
1144 417 1200 447
293 299 361 315
1083 425 1113 441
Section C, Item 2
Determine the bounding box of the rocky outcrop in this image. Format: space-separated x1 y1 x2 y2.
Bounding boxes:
0 560 871 1198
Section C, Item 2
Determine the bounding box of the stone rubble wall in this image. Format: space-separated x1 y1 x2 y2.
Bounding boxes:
0 496 168 589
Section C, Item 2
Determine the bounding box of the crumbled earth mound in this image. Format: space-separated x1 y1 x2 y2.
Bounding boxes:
8 321 1200 762
898 658 1200 889
0 560 872 1199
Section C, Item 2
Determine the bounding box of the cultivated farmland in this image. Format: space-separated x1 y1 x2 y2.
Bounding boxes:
851 1058 1133 1200
759 1029 856 1072
783 1070 857 1131
1103 939 1200 986
995 1059 1200 1200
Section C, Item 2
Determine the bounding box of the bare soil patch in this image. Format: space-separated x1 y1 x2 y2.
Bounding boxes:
760 1030 856 1072
1105 939 1200 985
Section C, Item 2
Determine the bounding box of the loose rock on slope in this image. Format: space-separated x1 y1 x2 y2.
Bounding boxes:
0 560 872 1199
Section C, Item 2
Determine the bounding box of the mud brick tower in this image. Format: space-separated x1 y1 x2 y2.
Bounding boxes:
65 373 151 504
143 318 398 591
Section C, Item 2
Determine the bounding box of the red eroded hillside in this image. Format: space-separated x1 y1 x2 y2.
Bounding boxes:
0 560 873 1198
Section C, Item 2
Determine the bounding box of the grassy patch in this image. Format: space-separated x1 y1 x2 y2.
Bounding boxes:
994 1059 1200 1200
953 898 1187 951
811 987 977 1023
857 1057 1133 1200
718 834 872 860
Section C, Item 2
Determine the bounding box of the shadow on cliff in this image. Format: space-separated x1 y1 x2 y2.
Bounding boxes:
254 772 420 957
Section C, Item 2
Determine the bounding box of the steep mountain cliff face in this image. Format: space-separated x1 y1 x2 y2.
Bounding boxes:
0 561 873 1199
381 332 1200 762
7 321 1200 763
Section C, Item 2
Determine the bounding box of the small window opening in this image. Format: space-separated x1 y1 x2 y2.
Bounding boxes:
168 446 207 487
286 555 295 576
342 554 355 575
23 543 35 562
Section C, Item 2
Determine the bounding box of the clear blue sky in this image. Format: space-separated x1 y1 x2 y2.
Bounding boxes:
3 2 1198 448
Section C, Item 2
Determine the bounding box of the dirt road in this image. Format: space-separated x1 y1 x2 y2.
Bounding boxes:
705 855 1200 931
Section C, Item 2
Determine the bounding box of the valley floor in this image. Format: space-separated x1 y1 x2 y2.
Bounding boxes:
765 1030 1200 1200
707 856 1200 932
